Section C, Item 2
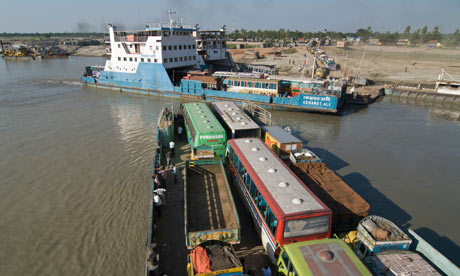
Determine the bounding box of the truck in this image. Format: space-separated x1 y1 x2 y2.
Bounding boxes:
185 159 243 275
289 148 370 231
276 239 372 276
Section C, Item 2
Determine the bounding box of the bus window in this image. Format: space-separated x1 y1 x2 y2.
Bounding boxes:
265 207 278 234
281 250 289 268
256 194 267 214
250 181 259 199
284 215 329 238
246 177 253 190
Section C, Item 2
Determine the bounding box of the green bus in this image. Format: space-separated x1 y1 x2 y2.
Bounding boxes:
182 102 227 160
277 239 372 276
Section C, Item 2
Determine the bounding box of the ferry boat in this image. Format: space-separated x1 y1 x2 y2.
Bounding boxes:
435 68 460 96
81 12 346 113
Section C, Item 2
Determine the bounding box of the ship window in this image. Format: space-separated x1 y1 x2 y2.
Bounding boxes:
123 57 127 61
214 50 217 54
129 57 133 61
241 81 245 87
118 44 120 48
168 46 172 50
118 57 121 61
174 45 177 50
154 59 157 62
255 82 260 88
163 46 166 51
248 82 252 87
174 57 178 62
262 83 267 89
135 58 137 62
193 56 196 60
129 44 132 48
147 58 151 62
156 46 159 50
269 83 275 89
179 45 182 50
141 58 144 62
149 46 152 50
188 45 191 49
164 58 167 63
180 57 183 61
193 45 196 49
169 58 173 62
184 56 187 61
184 45 187 49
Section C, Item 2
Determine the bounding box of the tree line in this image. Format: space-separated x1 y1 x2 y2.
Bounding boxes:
226 26 460 46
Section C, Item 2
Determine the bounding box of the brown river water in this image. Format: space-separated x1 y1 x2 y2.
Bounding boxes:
0 57 459 275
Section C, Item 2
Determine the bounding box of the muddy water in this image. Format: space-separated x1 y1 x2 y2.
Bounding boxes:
0 56 459 275
0 57 171 275
271 101 460 266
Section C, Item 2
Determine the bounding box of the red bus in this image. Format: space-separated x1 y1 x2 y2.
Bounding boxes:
226 138 331 263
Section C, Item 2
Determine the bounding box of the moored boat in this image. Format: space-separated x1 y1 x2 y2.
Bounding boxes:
80 12 346 113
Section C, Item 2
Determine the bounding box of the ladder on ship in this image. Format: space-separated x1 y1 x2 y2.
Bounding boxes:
122 43 130 54
242 101 272 126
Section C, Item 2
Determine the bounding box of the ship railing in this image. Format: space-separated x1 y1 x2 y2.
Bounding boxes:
147 23 193 29
114 36 149 42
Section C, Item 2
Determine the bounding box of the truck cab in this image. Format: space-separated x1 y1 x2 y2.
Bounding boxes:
276 239 372 276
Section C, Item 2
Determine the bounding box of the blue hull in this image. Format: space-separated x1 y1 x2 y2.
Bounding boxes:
82 63 345 113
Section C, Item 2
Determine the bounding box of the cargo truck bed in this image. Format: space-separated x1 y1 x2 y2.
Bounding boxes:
187 164 238 231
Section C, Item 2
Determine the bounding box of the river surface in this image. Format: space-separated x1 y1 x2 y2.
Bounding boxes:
0 57 459 275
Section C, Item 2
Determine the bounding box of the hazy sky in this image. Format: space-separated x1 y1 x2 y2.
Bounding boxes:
1 0 459 33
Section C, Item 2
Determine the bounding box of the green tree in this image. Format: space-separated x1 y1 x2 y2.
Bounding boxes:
432 26 441 41
421 25 429 43
403 25 411 38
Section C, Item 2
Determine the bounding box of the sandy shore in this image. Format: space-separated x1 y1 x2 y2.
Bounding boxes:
229 45 460 86
61 45 108 57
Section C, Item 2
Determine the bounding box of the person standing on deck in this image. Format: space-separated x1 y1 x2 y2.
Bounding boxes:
177 126 183 141
172 164 177 184
153 173 161 189
169 140 175 157
166 150 172 168
159 166 167 187
153 192 163 217
261 264 272 276
154 188 166 206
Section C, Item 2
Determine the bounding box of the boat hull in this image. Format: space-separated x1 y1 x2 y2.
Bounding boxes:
82 63 345 113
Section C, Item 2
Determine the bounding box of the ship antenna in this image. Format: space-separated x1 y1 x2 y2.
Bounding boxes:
167 9 176 28
180 17 184 28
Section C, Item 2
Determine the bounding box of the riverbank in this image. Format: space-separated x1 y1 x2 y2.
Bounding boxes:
229 45 460 87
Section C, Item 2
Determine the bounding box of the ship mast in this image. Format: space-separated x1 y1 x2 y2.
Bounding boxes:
167 9 176 28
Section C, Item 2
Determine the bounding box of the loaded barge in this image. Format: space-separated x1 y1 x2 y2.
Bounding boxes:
81 13 346 113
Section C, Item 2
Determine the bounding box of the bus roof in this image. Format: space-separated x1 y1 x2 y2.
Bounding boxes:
263 126 301 144
183 102 226 134
212 101 260 131
284 239 372 276
230 138 328 216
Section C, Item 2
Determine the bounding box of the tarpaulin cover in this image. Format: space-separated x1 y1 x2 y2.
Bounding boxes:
192 246 212 274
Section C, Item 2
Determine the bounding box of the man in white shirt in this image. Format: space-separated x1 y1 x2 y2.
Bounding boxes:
153 192 163 217
154 188 166 206
169 140 175 157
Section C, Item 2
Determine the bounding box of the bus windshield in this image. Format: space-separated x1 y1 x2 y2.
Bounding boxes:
283 215 329 239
